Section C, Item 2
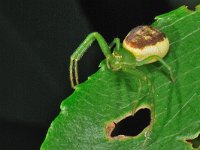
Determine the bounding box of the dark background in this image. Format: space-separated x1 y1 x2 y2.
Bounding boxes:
0 0 198 149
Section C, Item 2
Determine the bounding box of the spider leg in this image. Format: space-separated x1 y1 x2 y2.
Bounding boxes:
70 32 112 89
109 38 120 50
143 77 155 146
131 79 144 114
69 58 74 87
122 67 155 144
69 59 79 88
136 55 175 82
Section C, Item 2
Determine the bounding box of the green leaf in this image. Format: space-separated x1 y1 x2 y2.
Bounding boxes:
41 5 200 150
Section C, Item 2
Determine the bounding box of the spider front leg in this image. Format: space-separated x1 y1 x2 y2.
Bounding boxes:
136 55 175 82
70 32 112 89
109 38 120 50
122 67 155 143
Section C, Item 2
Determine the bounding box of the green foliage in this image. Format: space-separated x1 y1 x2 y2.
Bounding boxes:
41 5 200 150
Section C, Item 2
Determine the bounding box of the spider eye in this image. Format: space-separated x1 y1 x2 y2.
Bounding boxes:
123 25 169 63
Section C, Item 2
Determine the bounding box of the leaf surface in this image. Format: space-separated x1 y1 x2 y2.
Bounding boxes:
41 5 200 150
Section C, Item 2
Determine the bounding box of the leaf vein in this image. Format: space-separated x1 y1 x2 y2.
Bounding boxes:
160 12 196 30
170 28 200 45
164 93 197 127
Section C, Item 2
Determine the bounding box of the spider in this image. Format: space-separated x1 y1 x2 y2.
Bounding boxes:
69 25 174 141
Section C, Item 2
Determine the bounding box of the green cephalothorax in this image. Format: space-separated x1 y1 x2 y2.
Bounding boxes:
69 25 174 143
108 46 137 71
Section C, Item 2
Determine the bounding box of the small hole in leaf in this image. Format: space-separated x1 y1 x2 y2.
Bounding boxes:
110 108 151 138
186 134 200 149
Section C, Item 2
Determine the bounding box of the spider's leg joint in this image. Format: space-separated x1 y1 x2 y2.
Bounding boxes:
69 32 113 89
106 58 111 69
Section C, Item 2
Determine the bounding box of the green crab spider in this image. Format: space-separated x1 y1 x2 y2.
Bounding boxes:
69 25 174 141
70 25 174 88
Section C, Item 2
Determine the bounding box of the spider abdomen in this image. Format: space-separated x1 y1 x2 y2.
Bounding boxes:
123 25 169 63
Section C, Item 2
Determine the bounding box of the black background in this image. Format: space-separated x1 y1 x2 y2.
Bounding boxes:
0 0 198 149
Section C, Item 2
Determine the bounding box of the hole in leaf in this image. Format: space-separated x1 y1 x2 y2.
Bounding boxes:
186 134 200 149
110 108 151 138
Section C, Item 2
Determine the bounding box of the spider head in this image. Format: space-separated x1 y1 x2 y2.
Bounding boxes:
108 47 137 70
